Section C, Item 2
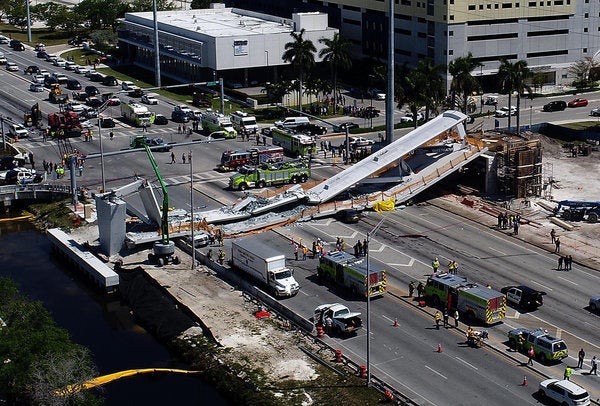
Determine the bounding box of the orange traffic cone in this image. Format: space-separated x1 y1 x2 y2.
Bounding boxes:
522 375 527 386
384 389 395 401
437 343 443 353
393 318 399 327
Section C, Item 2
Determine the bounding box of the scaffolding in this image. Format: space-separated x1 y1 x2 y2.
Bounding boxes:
495 136 543 198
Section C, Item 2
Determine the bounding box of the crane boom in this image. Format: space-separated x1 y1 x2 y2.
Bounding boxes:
144 145 170 244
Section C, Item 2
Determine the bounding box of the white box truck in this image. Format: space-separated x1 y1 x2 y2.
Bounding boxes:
231 238 300 298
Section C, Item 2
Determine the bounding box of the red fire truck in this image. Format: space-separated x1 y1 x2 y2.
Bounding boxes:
217 146 284 171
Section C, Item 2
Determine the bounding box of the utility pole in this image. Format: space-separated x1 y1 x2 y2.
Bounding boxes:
190 149 195 269
385 0 395 145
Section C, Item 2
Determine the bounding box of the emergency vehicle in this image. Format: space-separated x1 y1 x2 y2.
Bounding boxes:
230 111 258 134
270 127 317 157
121 101 152 127
201 109 237 138
317 250 387 298
218 146 284 171
228 159 310 191
424 273 506 325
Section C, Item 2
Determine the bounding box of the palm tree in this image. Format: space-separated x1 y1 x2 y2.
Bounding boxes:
415 58 446 121
448 53 482 114
319 33 353 114
497 59 531 131
282 29 316 112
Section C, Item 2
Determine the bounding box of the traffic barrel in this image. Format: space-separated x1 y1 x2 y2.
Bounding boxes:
316 326 324 338
335 350 343 363
437 343 443 353
359 365 367 379
522 375 527 386
393 318 399 327
384 389 395 401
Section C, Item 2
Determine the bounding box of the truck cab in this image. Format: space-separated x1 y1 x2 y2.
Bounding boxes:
314 303 362 336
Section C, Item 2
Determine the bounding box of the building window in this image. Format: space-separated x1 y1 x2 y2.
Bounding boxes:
495 4 499 8
469 4 476 9
584 12 589 17
449 30 454 36
443 15 447 20
539 1 543 5
450 0 454 3
515 3 519 7
450 14 454 19
449 50 454 55
554 0 562 3
583 48 587 53
584 27 588 32
529 1 536 4
479 4 484 8
502 3 512 7
487 3 492 7
546 1 550 4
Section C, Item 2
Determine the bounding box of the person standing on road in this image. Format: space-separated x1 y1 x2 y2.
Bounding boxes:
170 152 176 164
453 310 459 328
577 348 585 369
528 346 535 366
564 366 572 381
408 281 415 297
434 311 441 330
555 237 561 253
558 256 563 271
591 356 598 375
443 309 449 328
182 153 186 164
417 282 424 299
567 255 573 270
432 258 439 273
550 228 556 244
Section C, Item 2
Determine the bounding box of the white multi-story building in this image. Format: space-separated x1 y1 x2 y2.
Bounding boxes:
118 4 338 86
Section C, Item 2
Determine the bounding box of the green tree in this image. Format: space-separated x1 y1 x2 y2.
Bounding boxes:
261 80 292 104
414 58 446 121
497 59 531 131
568 57 600 89
89 30 118 53
75 0 128 31
448 53 482 114
5 0 27 27
282 28 316 112
128 0 176 13
398 66 427 128
319 33 352 113
0 278 99 404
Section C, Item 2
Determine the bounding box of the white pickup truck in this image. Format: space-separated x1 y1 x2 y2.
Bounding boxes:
314 303 362 336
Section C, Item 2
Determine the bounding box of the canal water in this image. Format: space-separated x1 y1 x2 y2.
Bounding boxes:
0 220 229 405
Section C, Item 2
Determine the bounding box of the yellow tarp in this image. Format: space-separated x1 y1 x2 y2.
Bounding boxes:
373 198 396 212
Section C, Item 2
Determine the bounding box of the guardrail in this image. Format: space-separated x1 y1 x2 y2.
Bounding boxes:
0 183 71 202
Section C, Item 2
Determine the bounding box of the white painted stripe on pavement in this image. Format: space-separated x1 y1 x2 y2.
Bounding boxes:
557 276 578 285
529 280 553 291
455 356 479 370
425 365 447 379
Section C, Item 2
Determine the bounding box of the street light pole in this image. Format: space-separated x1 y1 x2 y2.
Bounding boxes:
365 213 390 386
98 113 105 192
190 149 195 270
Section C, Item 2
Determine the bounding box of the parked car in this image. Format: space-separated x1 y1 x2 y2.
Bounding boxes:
334 122 360 132
66 79 81 90
89 72 105 82
543 100 567 112
153 114 168 125
72 90 89 101
3 168 42 185
141 93 159 105
0 35 10 44
31 74 45 84
85 96 102 108
9 40 25 51
102 75 119 86
348 136 375 147
589 295 600 312
500 285 546 309
74 65 90 75
295 123 327 136
106 96 121 106
400 112 424 123
144 137 172 152
334 209 361 224
44 54 58 63
121 80 140 91
495 106 517 117
5 62 18 72
64 61 77 70
34 43 46 52
99 116 115 128
44 76 58 88
0 54 6 65
52 58 67 67
25 65 40 74
29 83 45 92
85 86 100 97
538 379 590 406
568 98 588 108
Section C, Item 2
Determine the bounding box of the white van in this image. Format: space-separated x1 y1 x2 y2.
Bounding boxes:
8 123 29 139
230 111 258 134
274 116 310 129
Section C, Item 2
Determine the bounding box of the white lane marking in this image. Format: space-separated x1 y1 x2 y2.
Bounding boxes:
528 312 600 351
529 280 553 291
488 246 507 256
557 276 578 286
425 365 447 379
388 258 415 267
455 356 479 370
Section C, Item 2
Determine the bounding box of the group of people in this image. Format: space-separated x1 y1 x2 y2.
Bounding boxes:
557 254 573 271
408 280 424 298
497 212 521 233
353 239 368 257
434 309 460 330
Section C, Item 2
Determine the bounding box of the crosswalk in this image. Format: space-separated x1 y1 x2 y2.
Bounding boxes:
159 172 230 187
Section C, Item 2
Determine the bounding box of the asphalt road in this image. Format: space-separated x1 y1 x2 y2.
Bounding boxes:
2 41 600 405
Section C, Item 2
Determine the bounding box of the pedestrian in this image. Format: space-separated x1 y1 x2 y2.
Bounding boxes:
528 346 535 366
550 228 556 244
497 212 502 228
443 309 449 328
448 260 455 274
432 257 439 272
356 240 363 257
408 281 415 297
513 220 519 235
217 249 225 265
452 260 459 274
417 282 424 299
109 131 114 140
567 254 573 270
182 153 186 164
558 256 563 271
187 152 192 163
178 124 182 134
302 245 307 260
434 311 441 330
294 244 299 261
312 241 317 258
564 366 572 381
578 348 585 369
363 238 368 256
555 237 561 253
591 356 598 375
207 249 213 262
170 152 176 164
453 310 459 327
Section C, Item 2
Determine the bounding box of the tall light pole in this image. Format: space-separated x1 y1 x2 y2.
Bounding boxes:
365 212 390 386
98 114 105 192
152 0 161 87
26 0 32 43
190 149 195 269
385 0 395 144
